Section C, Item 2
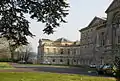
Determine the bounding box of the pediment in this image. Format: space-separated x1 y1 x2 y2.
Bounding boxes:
87 17 106 27
106 0 120 13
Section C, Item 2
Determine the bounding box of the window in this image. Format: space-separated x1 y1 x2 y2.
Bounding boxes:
68 49 70 54
101 40 105 46
101 32 104 35
112 24 117 36
74 60 76 62
65 44 68 46
100 32 105 46
53 59 55 62
53 48 56 54
60 59 63 62
103 40 105 45
91 29 93 31
60 49 64 54
73 49 76 54
46 48 49 54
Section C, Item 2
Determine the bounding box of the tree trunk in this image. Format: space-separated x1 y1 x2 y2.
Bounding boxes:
10 50 14 61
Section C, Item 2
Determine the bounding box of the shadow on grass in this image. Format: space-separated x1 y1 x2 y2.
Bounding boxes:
12 63 116 79
31 66 114 78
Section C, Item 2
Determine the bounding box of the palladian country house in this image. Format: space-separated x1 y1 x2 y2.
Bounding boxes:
37 0 120 66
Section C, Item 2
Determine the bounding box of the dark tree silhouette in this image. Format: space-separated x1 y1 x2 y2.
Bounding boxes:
0 0 69 47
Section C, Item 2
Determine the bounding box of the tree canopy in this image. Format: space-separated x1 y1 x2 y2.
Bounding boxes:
0 0 69 46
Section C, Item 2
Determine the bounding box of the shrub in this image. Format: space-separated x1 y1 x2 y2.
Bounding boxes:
0 58 12 62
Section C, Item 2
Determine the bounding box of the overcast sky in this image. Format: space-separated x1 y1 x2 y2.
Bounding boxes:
27 0 113 52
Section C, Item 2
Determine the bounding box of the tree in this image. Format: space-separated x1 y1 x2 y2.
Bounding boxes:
8 40 18 60
0 38 11 59
23 44 33 62
16 44 34 62
113 45 120 78
0 0 69 46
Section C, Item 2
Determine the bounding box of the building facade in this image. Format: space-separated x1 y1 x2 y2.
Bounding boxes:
38 0 120 66
37 38 80 65
80 17 107 65
79 0 120 65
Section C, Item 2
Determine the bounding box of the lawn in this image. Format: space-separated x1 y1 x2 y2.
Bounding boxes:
0 62 13 69
0 72 116 81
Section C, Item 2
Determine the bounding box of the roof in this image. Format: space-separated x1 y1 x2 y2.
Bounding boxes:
54 38 72 43
79 17 106 32
87 16 106 27
105 0 120 13
41 39 53 42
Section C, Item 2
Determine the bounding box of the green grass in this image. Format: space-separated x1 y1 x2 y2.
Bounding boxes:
0 72 116 81
0 62 13 69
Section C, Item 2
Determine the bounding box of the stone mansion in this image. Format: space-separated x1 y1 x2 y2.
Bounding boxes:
37 0 120 65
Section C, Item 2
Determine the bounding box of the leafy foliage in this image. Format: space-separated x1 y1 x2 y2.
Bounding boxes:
0 0 69 46
113 45 120 78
